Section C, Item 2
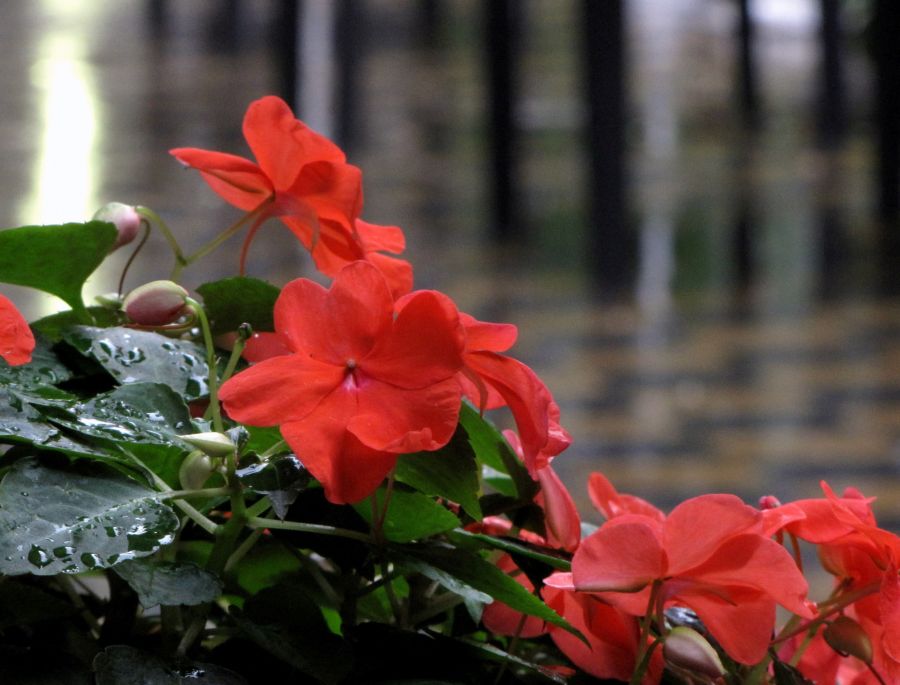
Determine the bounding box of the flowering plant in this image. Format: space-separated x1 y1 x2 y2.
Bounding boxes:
0 95 898 685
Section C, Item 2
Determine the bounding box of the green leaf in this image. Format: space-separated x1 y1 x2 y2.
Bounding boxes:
447 529 571 571
354 488 460 543
0 333 72 388
0 579 79 628
458 402 537 502
237 455 310 519
196 276 280 335
31 306 124 342
61 326 212 400
113 558 222 608
0 458 179 575
396 544 576 636
93 645 248 685
455 639 569 684
233 580 353 684
0 222 117 314
395 427 482 520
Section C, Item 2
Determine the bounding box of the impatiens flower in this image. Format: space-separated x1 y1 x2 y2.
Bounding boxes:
171 96 412 297
572 493 814 665
542 574 664 684
218 261 464 504
393 302 571 476
0 293 35 366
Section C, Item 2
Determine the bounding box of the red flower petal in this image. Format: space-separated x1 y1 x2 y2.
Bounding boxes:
663 494 761 575
242 95 345 190
587 472 665 522
363 290 464 390
536 466 581 552
282 415 397 505
0 294 34 366
573 517 666 593
677 590 776 665
218 353 344 427
275 262 393 365
169 148 272 210
356 219 405 253
459 313 518 352
285 160 362 228
350 377 461 453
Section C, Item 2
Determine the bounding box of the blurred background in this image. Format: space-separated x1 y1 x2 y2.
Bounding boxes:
1 0 900 527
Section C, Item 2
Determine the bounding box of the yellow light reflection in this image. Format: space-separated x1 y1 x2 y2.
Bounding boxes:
18 28 101 316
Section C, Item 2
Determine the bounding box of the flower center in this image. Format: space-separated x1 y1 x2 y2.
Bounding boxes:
345 358 357 371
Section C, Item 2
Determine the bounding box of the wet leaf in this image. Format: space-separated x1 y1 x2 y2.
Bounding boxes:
114 558 222 608
94 645 248 685
354 487 460 543
31 306 125 342
196 276 280 336
237 454 310 519
0 458 179 576
0 333 73 388
62 326 212 401
0 221 117 315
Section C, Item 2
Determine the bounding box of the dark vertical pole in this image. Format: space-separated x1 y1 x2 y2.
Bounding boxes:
419 0 442 49
334 0 362 154
736 0 760 128
872 0 900 226
817 0 845 147
275 1 300 110
583 0 629 292
484 0 520 241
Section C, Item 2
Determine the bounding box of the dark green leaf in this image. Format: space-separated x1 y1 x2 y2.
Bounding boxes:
93 645 248 685
0 333 72 388
114 558 222 608
0 458 179 575
30 306 124 342
0 222 117 315
354 487 460 543
196 276 280 335
772 660 815 685
396 544 577 637
395 427 482 520
448 529 570 571
61 326 212 400
0 579 78 628
237 454 310 519
458 402 537 502
455 638 569 684
234 580 352 684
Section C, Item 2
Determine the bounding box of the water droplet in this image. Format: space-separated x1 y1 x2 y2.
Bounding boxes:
27 545 52 568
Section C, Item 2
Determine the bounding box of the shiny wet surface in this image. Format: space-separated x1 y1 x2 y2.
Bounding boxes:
1 0 899 528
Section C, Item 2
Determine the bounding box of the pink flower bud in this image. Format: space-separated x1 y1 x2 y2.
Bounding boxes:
663 627 726 679
123 280 189 326
823 616 873 664
93 202 142 250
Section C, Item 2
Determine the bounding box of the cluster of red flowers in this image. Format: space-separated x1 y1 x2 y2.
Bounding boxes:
478 467 900 682
175 95 571 505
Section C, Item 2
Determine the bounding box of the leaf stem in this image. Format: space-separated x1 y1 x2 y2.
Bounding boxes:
247 516 372 544
630 580 662 685
181 198 274 272
186 298 223 433
135 206 188 279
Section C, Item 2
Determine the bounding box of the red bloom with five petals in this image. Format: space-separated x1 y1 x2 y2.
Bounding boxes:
218 261 464 504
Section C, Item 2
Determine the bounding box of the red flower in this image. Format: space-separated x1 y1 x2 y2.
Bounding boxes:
542 575 663 684
572 493 814 665
218 261 464 504
0 293 34 366
394 303 571 476
171 96 412 297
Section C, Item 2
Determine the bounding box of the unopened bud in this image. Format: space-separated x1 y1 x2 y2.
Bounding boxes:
181 431 235 459
824 615 873 664
124 280 189 326
94 202 142 250
758 495 782 510
179 450 215 490
663 627 725 679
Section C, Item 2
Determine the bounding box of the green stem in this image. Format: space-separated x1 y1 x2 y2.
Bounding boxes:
186 298 223 433
771 581 881 645
259 439 288 459
135 206 188 279
182 198 274 270
248 516 372 544
157 486 232 500
219 333 247 385
630 580 662 685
